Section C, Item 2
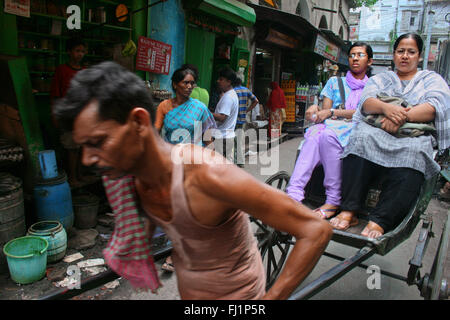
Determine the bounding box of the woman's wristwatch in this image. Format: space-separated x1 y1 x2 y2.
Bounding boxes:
329 109 334 118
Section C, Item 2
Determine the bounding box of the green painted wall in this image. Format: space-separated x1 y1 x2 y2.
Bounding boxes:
132 0 147 79
185 26 215 92
0 2 18 56
7 58 45 177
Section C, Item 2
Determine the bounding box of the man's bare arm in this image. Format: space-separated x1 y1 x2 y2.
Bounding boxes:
199 164 333 300
247 98 259 113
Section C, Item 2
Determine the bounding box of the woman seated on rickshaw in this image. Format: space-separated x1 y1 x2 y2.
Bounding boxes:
286 42 373 219
330 33 450 238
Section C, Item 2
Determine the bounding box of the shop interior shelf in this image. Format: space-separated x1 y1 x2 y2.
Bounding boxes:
83 38 118 44
18 31 69 39
30 12 67 21
81 21 132 31
98 0 123 5
19 31 119 44
19 48 58 54
62 52 112 59
29 71 55 75
28 12 132 32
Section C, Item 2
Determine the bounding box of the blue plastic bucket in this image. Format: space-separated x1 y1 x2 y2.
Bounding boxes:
38 150 58 179
3 236 48 284
27 221 67 263
34 172 74 230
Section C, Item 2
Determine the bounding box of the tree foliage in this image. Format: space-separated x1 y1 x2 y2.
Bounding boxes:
350 0 379 8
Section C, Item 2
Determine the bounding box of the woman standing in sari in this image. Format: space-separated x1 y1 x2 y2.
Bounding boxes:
266 82 287 138
331 33 449 238
155 66 216 272
154 66 216 146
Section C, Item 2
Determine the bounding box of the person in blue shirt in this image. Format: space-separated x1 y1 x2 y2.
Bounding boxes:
233 78 259 166
286 42 373 220
233 78 259 129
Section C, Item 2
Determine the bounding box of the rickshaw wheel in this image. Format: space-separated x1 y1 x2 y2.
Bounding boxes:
265 171 291 191
428 214 449 300
250 171 294 290
250 217 293 290
416 213 449 300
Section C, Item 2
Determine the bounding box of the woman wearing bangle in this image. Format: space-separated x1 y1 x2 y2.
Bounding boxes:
286 42 373 219
331 33 450 238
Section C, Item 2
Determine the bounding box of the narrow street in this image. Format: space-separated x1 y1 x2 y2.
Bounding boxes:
0 136 448 300
0 0 448 303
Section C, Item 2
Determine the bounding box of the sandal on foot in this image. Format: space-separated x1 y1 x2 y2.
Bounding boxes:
361 221 384 239
439 187 450 200
161 262 175 272
314 208 339 220
329 212 359 231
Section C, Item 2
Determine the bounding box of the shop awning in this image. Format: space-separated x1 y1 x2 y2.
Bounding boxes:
248 3 319 41
319 29 350 67
184 0 256 27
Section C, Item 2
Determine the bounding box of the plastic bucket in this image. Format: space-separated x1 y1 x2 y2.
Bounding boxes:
73 193 99 229
3 236 48 284
27 221 67 263
38 150 58 179
34 172 74 230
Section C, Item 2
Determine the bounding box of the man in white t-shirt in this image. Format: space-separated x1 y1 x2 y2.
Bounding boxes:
213 68 239 163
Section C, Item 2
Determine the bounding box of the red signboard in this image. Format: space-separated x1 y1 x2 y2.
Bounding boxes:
4 0 30 17
136 36 172 75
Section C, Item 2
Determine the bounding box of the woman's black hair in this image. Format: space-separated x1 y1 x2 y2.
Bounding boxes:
53 61 155 132
348 41 373 59
180 64 199 80
171 67 197 90
393 33 424 54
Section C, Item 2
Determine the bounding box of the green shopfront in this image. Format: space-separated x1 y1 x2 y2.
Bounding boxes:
182 0 256 97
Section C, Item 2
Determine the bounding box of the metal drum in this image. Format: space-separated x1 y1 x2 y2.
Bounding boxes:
0 173 26 273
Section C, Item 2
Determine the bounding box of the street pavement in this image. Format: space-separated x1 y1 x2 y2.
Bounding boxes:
107 136 449 300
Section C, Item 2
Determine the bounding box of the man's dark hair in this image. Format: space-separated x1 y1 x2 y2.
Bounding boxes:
66 37 87 52
234 77 243 87
348 41 373 59
218 67 237 85
53 61 155 132
394 33 423 55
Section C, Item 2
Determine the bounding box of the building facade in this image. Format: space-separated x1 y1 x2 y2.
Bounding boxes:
353 0 449 72
250 0 352 41
425 0 450 69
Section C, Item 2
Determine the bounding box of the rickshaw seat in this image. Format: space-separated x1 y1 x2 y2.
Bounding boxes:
302 162 441 256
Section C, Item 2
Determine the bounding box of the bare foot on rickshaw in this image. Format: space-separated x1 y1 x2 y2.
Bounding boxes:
361 221 384 239
314 203 339 220
329 211 359 231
